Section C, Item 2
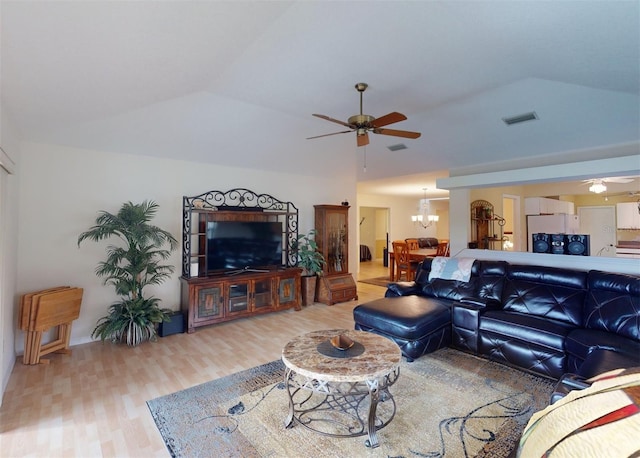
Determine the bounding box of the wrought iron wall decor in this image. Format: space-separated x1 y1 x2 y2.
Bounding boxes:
182 188 299 277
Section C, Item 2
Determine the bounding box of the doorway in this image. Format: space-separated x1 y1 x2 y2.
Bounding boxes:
502 195 521 251
359 207 390 262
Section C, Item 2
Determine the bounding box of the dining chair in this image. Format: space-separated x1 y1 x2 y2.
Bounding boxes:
405 238 420 250
392 241 419 281
435 241 450 257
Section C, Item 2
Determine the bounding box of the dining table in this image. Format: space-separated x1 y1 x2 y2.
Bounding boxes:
388 248 438 281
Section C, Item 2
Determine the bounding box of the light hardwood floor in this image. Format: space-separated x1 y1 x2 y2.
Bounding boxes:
0 261 389 457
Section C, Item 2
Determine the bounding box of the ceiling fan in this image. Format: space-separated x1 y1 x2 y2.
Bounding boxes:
582 176 636 194
307 83 421 147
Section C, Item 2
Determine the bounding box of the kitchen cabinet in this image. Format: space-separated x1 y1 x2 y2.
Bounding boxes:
525 197 574 215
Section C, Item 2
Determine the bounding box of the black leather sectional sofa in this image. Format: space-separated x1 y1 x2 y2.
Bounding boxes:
353 258 640 380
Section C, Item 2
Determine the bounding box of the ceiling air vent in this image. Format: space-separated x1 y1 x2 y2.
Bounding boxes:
387 143 407 151
502 111 538 126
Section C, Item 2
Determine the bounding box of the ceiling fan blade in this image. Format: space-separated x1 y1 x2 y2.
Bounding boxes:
583 176 637 184
371 112 407 128
357 132 369 147
373 128 421 139
306 130 352 140
312 114 353 128
604 176 635 183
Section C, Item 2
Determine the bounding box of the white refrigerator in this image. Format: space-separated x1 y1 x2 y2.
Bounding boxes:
527 214 580 252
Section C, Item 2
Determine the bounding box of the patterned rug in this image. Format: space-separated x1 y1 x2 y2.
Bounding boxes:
357 276 392 288
147 348 555 457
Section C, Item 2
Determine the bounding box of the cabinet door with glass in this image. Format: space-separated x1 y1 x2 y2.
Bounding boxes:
226 281 251 317
226 278 275 316
314 205 349 276
253 278 275 312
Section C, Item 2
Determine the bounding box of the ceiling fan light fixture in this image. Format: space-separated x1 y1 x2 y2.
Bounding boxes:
589 180 607 194
349 114 375 126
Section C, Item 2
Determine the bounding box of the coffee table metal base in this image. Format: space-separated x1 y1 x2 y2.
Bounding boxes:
283 366 400 448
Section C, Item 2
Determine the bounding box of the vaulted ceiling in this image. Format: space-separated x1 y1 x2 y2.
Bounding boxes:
2 1 639 198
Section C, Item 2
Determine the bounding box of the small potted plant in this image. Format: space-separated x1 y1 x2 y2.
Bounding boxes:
78 200 178 346
295 229 326 306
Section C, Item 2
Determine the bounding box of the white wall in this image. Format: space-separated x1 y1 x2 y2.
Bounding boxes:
0 111 20 400
15 142 356 353
448 188 470 256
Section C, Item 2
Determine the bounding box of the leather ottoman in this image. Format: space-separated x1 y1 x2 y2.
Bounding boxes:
353 296 451 361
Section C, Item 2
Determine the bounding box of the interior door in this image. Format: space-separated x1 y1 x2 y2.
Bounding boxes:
358 206 390 262
577 206 616 257
502 195 521 251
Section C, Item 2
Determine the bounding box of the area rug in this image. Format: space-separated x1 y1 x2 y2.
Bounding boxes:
357 276 392 288
147 348 554 457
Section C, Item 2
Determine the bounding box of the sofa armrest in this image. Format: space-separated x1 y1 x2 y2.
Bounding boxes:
561 374 591 390
550 373 592 404
452 302 482 326
385 281 421 297
458 297 502 309
451 302 483 353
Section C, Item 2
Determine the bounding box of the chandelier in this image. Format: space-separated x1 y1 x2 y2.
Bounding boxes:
588 179 607 194
411 188 439 228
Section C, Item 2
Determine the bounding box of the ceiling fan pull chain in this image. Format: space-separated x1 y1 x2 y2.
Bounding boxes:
363 146 367 173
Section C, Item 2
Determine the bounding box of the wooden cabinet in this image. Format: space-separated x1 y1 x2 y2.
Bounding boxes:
316 273 358 305
315 205 349 275
314 205 357 305
180 268 302 333
617 202 640 230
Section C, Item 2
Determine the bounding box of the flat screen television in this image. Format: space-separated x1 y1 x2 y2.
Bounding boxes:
205 221 283 274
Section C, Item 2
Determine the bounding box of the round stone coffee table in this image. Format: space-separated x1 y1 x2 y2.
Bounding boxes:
281 329 401 448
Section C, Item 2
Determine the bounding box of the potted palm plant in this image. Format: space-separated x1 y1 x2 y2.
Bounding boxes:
295 229 326 306
78 200 178 346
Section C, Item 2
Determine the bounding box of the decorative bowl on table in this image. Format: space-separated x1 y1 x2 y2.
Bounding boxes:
330 334 354 351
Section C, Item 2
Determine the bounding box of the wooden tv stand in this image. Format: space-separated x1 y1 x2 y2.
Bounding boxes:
180 188 303 332
180 268 302 333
